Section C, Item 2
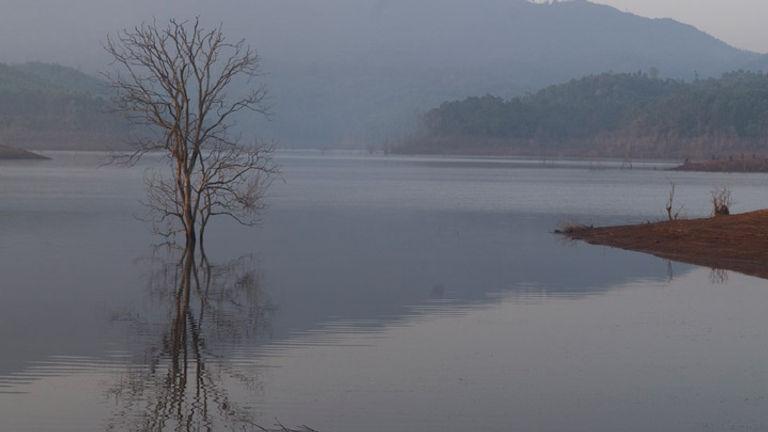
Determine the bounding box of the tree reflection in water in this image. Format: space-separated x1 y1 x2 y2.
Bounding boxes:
104 248 309 432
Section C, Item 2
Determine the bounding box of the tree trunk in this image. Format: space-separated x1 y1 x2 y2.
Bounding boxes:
178 157 197 249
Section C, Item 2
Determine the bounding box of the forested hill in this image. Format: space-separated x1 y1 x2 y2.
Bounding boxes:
398 71 768 159
0 62 126 150
260 0 768 148
3 2 768 149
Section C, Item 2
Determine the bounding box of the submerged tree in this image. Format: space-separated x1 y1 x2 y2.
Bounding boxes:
105 18 276 249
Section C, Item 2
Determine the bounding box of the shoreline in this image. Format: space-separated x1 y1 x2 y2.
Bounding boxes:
673 157 768 173
0 145 49 160
563 210 768 280
393 148 768 173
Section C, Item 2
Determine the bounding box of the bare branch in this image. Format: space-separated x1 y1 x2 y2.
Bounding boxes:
105 18 276 246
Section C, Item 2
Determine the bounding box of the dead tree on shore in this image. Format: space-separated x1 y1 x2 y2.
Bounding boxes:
105 18 275 249
665 182 683 221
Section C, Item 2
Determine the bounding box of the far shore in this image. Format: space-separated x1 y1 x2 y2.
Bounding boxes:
394 147 768 173
562 210 768 280
673 156 768 173
0 145 49 160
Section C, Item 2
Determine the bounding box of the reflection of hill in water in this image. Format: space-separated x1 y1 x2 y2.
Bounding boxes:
245 207 692 341
104 209 692 431
0 207 691 383
0 151 705 385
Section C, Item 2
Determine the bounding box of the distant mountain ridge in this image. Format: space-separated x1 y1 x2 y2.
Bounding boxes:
0 62 125 150
258 0 768 147
0 62 107 95
2 0 768 151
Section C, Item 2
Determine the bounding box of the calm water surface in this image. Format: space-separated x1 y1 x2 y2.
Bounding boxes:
2 152 768 432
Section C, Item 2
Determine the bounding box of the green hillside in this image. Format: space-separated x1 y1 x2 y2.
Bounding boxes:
0 62 125 150
400 71 768 159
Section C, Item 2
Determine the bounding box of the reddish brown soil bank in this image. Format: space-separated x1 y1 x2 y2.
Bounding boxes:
564 210 768 280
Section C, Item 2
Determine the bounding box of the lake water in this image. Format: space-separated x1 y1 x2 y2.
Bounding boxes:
2 152 768 432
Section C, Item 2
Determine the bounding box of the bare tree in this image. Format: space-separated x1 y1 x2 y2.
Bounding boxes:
665 182 683 221
105 18 276 249
197 140 276 252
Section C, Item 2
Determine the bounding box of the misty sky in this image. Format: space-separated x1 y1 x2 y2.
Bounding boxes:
594 0 768 52
0 0 766 72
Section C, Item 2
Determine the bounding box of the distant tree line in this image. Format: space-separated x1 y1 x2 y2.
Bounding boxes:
400 71 768 158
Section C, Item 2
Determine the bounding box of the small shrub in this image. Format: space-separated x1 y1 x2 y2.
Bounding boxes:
555 222 592 235
711 186 732 217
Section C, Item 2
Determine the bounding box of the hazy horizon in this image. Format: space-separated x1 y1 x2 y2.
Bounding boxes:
5 2 768 432
594 0 768 53
2 0 766 149
0 0 765 72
